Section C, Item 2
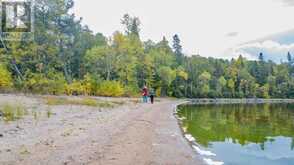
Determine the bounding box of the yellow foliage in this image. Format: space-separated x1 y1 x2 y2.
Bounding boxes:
0 64 13 90
177 70 188 81
65 80 86 96
96 81 124 97
156 88 161 97
24 72 66 95
82 74 93 95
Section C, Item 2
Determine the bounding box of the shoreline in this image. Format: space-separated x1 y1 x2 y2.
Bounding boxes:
174 102 224 165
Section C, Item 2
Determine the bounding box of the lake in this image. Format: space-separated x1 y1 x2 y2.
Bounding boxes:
177 103 294 165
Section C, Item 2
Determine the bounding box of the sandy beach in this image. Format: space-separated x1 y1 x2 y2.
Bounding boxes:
0 94 204 165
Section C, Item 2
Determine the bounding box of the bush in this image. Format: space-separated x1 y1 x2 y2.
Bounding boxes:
24 72 66 95
96 81 124 97
47 72 67 95
0 64 13 91
82 73 99 95
65 80 86 96
65 74 103 96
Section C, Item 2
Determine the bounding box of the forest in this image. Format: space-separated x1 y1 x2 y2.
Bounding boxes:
0 0 294 98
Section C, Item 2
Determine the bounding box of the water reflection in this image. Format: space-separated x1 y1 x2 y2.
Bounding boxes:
178 103 294 165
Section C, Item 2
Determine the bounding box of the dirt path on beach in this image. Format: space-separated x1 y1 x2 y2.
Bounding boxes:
0 95 204 165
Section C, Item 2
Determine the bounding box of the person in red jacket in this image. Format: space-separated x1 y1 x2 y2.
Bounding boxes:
142 86 149 103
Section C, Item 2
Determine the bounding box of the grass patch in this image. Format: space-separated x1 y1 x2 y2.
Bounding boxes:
45 97 69 106
45 97 97 107
82 98 100 107
45 97 124 108
0 104 27 122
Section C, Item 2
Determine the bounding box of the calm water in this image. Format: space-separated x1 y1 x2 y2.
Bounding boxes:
178 103 294 165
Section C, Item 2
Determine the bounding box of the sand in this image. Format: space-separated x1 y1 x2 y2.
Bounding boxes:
0 94 204 165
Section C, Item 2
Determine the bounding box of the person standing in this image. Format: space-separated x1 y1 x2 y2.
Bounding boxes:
149 88 155 104
142 86 149 103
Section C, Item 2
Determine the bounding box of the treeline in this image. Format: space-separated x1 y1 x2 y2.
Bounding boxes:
0 0 294 98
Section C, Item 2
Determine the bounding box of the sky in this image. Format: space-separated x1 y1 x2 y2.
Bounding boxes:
73 0 294 61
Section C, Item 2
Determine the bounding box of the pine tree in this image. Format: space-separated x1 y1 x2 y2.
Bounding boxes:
259 52 264 62
287 52 292 64
172 34 183 64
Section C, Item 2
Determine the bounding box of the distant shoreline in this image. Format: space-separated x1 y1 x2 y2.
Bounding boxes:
186 98 294 105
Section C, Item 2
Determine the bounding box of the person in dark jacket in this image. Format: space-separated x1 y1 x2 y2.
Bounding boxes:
149 88 155 104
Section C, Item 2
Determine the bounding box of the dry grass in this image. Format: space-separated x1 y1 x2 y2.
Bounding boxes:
45 97 97 106
44 97 124 108
0 103 27 122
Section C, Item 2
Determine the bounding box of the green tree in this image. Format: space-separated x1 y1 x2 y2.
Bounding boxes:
199 71 212 97
121 14 141 37
158 67 176 96
217 76 227 97
85 46 116 80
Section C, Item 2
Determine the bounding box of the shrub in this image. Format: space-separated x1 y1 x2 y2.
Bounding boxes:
96 81 124 97
65 74 101 96
47 72 67 95
24 72 66 95
65 80 86 96
0 64 13 91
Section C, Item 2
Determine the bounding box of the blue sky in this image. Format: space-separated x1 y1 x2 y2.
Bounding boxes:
73 0 294 62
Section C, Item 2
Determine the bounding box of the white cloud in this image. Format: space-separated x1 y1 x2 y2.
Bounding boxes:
228 40 294 62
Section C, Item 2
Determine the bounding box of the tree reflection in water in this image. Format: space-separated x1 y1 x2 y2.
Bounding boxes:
178 103 294 149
